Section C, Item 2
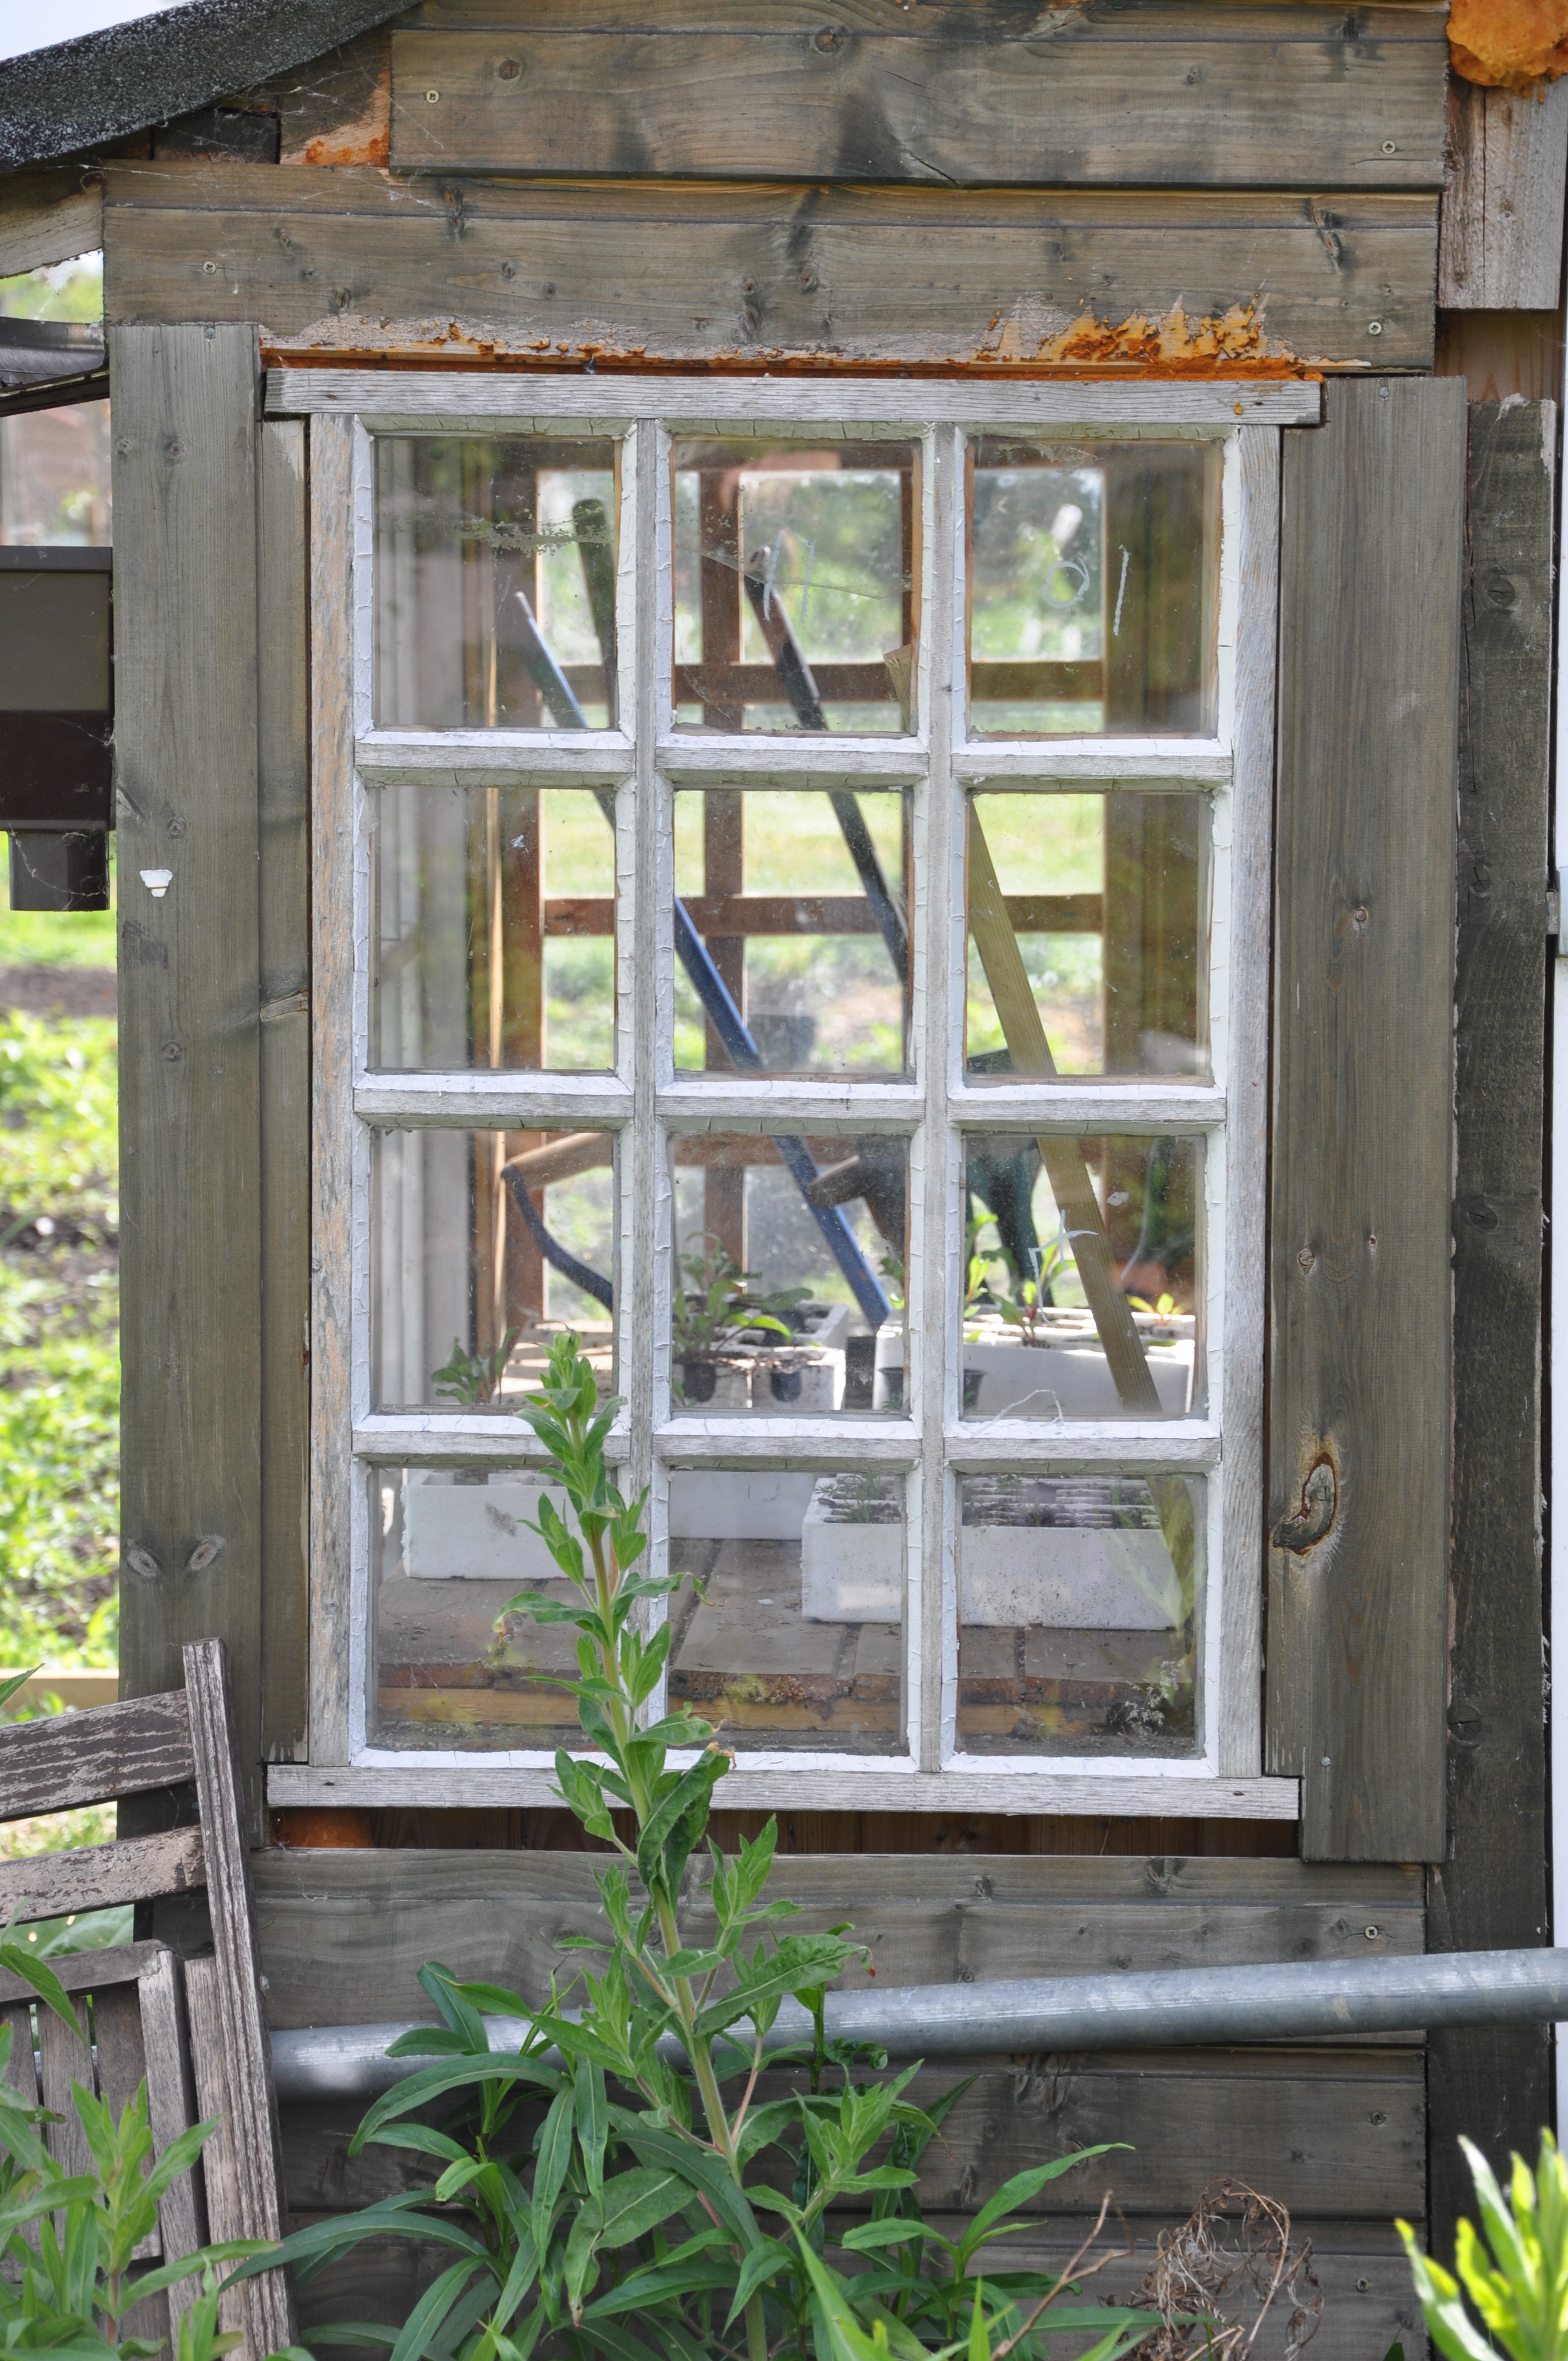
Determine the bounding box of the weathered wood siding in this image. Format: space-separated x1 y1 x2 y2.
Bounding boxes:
1427 400 1555 2255
257 1850 1424 2361
100 163 1437 373
387 3 1448 190
1266 377 1466 1862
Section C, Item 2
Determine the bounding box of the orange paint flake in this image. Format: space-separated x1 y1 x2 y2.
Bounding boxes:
1028 300 1276 369
1449 0 1568 89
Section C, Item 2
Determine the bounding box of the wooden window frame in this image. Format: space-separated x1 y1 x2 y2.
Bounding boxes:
285 371 1311 1820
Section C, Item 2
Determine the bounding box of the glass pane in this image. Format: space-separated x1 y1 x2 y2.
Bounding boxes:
371 1462 590 1751
672 439 918 733
669 1134 907 1415
966 438 1218 738
966 792 1207 1081
960 1133 1201 1420
956 1472 1201 1756
373 783 616 1072
371 1127 616 1411
669 1467 904 1751
375 436 619 730
672 787 910 1078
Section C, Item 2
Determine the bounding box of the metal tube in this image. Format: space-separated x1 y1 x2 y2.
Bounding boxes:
270 1946 1568 2104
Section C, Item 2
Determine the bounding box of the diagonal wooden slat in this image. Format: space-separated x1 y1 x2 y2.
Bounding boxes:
0 1691 192 1820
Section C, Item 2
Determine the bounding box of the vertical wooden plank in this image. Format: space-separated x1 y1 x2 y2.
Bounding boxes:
35 2001 91 2180
1266 378 1465 1863
309 413 358 1770
182 1641 296 2358
0 2000 34 2106
183 1955 249 2353
111 324 266 1829
1440 78 1568 311
139 1948 206 2337
1427 400 1553 2256
258 420 312 1766
93 1982 159 2263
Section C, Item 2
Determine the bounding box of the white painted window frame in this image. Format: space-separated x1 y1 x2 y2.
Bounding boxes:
270 370 1311 1822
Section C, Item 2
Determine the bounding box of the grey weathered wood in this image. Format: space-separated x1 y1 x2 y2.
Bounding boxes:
253 1847 1422 2027
1266 378 1465 1863
0 1829 205 1924
257 418 312 1767
138 1947 206 2333
92 1982 159 2262
35 2000 92 2182
0 1693 192 1820
183 1956 249 2352
1427 401 1555 2262
0 1941 166 2008
182 1642 295 2357
307 413 357 1770
1440 78 1568 310
388 7 1446 189
111 325 266 1831
0 2001 35 2107
101 164 1438 374
0 164 102 279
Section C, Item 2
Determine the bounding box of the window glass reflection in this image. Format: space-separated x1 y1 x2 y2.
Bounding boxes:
375 436 618 730
672 787 910 1078
967 438 1217 738
673 440 918 733
669 1468 904 1751
371 1126 616 1412
957 1472 1201 1756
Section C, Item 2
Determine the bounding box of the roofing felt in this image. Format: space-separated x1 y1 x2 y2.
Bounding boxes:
0 0 411 173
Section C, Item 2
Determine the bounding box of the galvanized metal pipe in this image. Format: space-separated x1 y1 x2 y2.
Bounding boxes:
270 1946 1568 2104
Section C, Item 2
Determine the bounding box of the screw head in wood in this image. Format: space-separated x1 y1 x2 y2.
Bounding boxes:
1368 320 1384 335
1381 140 1396 153
425 87 440 102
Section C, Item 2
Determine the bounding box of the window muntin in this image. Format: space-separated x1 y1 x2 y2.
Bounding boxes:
340 396 1265 1798
966 438 1218 738
672 439 919 733
375 435 620 729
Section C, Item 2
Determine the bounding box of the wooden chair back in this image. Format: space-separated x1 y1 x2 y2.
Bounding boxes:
0 1640 294 2361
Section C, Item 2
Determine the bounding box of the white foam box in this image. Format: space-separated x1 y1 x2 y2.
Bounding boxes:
798 1478 1182 1628
961 1335 1193 1419
668 1470 818 1541
402 1472 569 1582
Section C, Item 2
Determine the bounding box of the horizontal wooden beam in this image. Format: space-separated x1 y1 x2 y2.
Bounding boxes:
0 1691 193 1820
0 165 102 281
0 1938 171 2008
0 1826 205 1925
388 8 1446 191
543 891 1102 937
104 166 1435 374
269 1761 1300 1816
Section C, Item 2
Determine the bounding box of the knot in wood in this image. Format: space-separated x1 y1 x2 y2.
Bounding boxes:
813 24 848 51
1272 1456 1337 1555
495 55 521 79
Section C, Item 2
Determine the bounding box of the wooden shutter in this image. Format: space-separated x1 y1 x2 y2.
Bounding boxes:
1266 377 1466 1863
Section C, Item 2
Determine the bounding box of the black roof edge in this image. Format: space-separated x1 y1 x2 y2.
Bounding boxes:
0 0 412 174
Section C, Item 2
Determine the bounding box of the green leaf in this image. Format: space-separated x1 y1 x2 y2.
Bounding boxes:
837 2221 928 2256
576 2060 608 2200
0 1938 83 2041
597 2167 689 2250
723 2237 794 2328
350 2056 562 2152
530 2088 575 2262
957 2148 1129 2268
389 2259 491 2361
634 1753 727 1903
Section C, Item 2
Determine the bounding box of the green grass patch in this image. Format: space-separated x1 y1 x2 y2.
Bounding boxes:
0 1011 118 1672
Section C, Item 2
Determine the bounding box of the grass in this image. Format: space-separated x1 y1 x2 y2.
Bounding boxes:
0 1009 119 1676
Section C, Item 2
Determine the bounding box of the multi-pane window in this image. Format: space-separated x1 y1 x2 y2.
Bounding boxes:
320 378 1291 1809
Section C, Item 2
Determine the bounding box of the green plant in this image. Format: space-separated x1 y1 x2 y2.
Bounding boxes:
1400 2131 1568 2361
260 1334 1157 2361
672 1234 797 1367
0 1917 277 2361
432 1330 521 1410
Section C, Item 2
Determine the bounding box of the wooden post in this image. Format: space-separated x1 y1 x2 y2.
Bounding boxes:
1427 400 1553 2254
1266 378 1466 1862
112 324 267 1833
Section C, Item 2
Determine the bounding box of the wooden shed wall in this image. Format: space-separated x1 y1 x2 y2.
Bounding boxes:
34 0 1550 2316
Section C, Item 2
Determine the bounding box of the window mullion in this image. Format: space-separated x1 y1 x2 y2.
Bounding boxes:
914 423 961 1774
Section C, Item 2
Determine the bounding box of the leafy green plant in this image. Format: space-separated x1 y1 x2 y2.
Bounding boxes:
672 1234 797 1371
432 1331 522 1411
258 1333 1158 2361
1400 2131 1568 2361
0 1917 275 2361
